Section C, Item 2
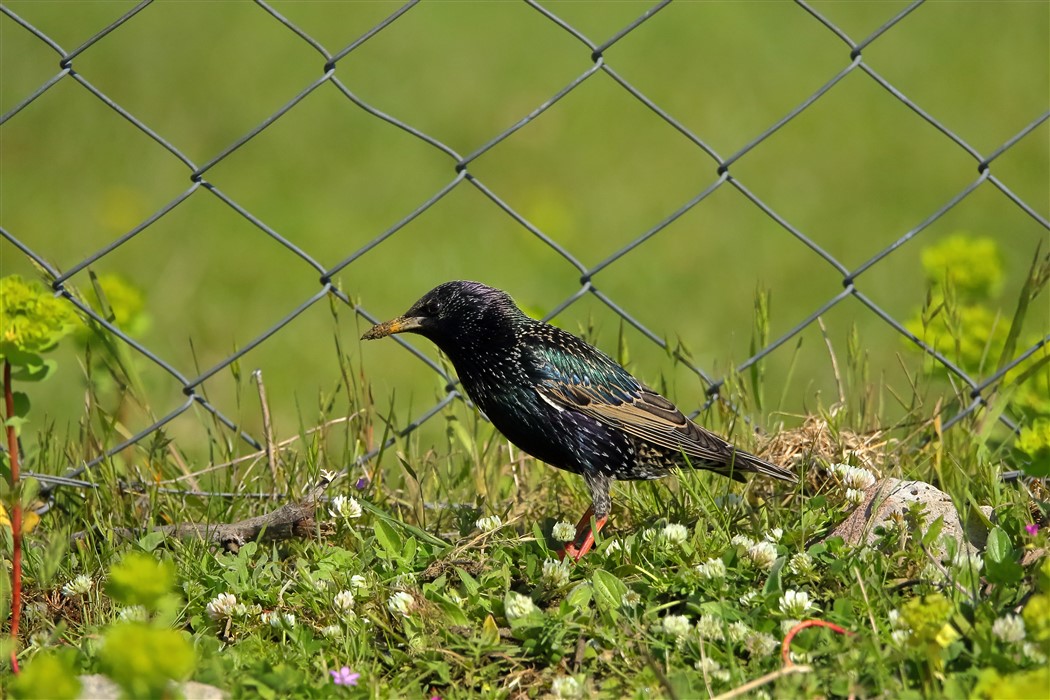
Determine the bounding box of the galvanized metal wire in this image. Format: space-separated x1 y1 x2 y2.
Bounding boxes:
2 0 1046 501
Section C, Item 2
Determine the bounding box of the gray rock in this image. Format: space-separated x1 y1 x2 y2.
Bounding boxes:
77 674 226 700
826 478 984 555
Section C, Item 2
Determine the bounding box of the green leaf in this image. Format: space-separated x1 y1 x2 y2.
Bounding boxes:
11 651 81 700
403 535 417 563
106 552 177 611
10 357 57 383
434 597 470 626
357 498 448 549
480 614 501 646
922 516 946 549
565 582 592 609
137 530 168 553
11 391 30 418
592 569 627 617
373 519 403 558
986 558 1024 586
457 567 480 597
0 558 10 627
762 555 786 596
98 623 196 699
986 527 1012 564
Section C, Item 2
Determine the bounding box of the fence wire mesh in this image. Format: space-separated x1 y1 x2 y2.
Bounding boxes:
2 0 1048 504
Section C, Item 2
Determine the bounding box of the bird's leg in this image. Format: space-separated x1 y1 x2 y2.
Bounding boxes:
558 474 613 561
558 505 608 561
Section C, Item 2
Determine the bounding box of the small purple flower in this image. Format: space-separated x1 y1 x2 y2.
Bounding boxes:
355 476 370 490
330 666 360 686
1025 523 1040 537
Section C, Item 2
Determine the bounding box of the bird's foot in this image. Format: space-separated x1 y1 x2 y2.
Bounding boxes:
557 508 607 562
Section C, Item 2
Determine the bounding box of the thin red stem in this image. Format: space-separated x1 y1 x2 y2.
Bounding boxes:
781 619 854 667
4 359 21 674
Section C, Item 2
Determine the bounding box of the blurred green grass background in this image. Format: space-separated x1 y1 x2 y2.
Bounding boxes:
2 1 1047 459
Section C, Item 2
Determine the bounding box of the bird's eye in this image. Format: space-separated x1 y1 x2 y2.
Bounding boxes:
423 300 441 316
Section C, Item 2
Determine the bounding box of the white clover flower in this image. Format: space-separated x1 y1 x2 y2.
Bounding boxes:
552 521 577 542
387 591 414 617
61 574 92 598
476 514 502 533
714 494 744 509
835 464 876 490
392 573 415 590
1022 641 1046 663
738 591 760 608
551 675 582 699
891 629 911 646
780 618 801 635
696 614 724 640
746 541 778 570
205 592 238 621
661 523 690 545
887 609 910 645
661 614 691 639
731 534 756 548
787 553 815 577
952 550 984 574
116 605 147 622
764 528 783 543
727 621 751 643
920 562 945 582
603 539 623 555
281 612 296 628
349 574 369 591
992 614 1026 643
779 590 816 618
845 488 866 506
333 589 355 612
320 624 342 639
696 557 727 580
621 591 641 609
329 495 362 520
542 558 571 588
505 591 537 619
745 632 779 657
694 656 730 682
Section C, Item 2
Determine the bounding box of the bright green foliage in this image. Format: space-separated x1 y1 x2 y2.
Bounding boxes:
972 666 1050 700
74 272 149 341
920 234 1003 301
106 552 178 614
907 236 1047 384
1021 594 1049 648
906 236 1010 374
898 593 959 673
98 622 196 700
907 235 1050 478
10 651 81 700
0 276 75 358
1015 419 1050 477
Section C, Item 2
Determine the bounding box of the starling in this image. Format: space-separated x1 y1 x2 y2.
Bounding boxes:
362 281 797 560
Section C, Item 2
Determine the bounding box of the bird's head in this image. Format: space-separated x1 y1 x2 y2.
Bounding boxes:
361 281 524 354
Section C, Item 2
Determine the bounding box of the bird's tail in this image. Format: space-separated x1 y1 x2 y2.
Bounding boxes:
725 448 798 484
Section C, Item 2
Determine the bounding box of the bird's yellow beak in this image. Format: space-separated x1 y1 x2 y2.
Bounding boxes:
361 315 424 340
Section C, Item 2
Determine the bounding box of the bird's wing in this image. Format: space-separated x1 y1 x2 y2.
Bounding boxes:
525 331 734 464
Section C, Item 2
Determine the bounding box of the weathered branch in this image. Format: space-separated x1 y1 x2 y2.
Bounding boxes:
72 473 336 553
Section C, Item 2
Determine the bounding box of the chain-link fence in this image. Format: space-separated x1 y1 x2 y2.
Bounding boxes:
3 0 1048 504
